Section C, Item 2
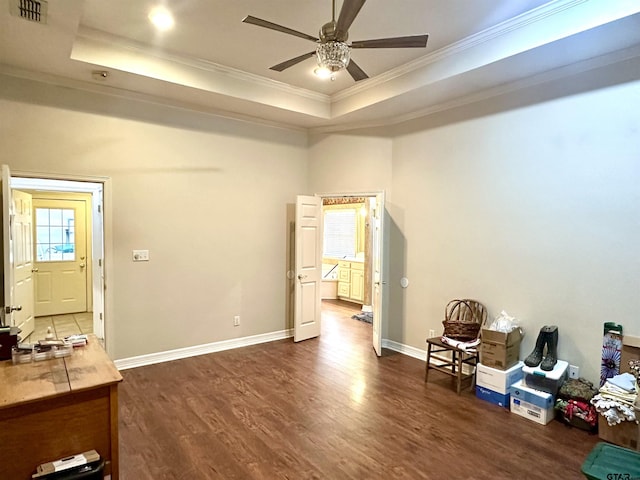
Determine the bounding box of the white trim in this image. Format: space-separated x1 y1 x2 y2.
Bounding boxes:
311 43 640 134
9 172 113 355
114 328 293 370
76 26 328 104
332 0 589 102
382 339 426 362
0 68 309 134
113 332 477 376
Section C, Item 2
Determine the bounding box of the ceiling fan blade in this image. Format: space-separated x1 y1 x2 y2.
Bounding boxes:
336 0 366 37
242 15 318 42
346 59 368 82
351 35 429 49
270 52 316 72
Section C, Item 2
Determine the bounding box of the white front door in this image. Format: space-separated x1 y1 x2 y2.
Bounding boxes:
294 195 322 342
371 192 387 356
0 165 35 337
33 198 88 316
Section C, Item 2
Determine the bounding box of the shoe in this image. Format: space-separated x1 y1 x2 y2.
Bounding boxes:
540 326 558 371
524 327 547 367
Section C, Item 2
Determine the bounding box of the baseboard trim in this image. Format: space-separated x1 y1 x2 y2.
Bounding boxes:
383 339 427 362
115 332 430 371
114 328 293 370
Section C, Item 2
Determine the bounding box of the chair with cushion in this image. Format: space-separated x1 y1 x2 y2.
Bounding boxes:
425 299 487 394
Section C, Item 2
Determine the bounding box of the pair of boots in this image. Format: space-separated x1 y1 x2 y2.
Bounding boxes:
524 325 558 371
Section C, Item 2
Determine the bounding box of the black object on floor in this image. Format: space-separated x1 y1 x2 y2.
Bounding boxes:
352 312 373 324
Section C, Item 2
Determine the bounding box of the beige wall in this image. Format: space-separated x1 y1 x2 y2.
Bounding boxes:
0 77 308 360
1 65 638 384
308 73 640 383
308 133 392 195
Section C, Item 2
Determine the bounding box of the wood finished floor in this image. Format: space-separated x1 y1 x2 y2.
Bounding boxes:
119 300 598 479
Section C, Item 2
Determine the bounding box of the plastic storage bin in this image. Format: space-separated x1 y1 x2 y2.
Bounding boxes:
522 359 568 395
581 442 640 480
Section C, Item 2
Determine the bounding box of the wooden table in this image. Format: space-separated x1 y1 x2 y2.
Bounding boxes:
0 335 122 479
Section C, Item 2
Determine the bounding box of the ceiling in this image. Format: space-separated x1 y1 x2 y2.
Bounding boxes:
1 0 639 131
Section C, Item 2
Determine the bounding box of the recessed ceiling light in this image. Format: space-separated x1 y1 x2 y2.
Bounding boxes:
148 7 174 31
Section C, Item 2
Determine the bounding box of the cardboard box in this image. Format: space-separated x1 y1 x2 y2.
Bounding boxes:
476 385 510 408
621 334 640 373
509 380 555 425
33 450 100 478
481 327 523 370
476 361 524 395
598 419 640 451
522 360 568 395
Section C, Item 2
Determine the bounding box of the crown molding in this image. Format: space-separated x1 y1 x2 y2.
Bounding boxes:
331 0 589 103
310 43 640 135
0 64 309 133
76 26 328 104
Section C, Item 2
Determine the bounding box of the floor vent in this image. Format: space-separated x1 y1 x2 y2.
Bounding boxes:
10 0 48 24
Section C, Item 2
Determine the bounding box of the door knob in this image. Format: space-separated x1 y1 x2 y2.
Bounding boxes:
297 274 307 280
80 263 86 268
31 267 39 273
4 305 22 314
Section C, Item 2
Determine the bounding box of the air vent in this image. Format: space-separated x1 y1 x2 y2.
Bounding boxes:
10 0 48 24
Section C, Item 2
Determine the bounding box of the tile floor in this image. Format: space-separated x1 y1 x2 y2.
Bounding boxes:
26 312 93 342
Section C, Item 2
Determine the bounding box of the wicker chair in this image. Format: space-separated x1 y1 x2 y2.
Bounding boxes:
425 299 487 394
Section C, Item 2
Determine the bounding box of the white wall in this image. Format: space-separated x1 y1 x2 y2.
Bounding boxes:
388 79 640 383
308 133 392 195
1 67 638 383
0 77 308 360
307 73 640 384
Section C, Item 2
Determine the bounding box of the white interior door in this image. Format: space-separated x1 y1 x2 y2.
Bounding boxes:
12 189 34 338
371 192 387 356
294 195 322 342
33 198 88 316
0 165 35 336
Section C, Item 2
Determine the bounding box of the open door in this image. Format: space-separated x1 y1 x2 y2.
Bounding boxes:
0 165 35 337
293 195 322 342
371 192 386 356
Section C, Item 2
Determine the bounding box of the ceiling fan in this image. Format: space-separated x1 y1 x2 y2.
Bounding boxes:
243 0 428 81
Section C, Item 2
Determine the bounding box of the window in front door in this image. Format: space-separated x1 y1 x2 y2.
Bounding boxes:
35 207 75 261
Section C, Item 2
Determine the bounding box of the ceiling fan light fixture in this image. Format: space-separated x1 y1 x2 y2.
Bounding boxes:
313 66 332 79
316 41 350 73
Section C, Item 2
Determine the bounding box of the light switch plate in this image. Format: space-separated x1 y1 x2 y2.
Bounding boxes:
132 249 149 262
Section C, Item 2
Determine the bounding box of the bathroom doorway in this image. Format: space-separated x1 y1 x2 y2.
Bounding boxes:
319 192 386 355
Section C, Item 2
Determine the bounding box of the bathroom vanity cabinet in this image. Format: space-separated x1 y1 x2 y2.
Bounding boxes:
338 260 364 304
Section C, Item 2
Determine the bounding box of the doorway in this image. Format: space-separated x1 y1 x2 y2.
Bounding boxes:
11 176 105 342
319 193 380 350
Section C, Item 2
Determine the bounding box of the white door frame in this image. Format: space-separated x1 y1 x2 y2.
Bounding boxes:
317 191 387 355
11 173 110 349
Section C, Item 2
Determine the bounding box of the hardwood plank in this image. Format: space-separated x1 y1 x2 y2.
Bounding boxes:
0 356 69 408
65 334 123 391
119 300 598 479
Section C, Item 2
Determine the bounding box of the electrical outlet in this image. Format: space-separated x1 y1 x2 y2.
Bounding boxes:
234 315 240 327
569 364 579 379
429 329 436 338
